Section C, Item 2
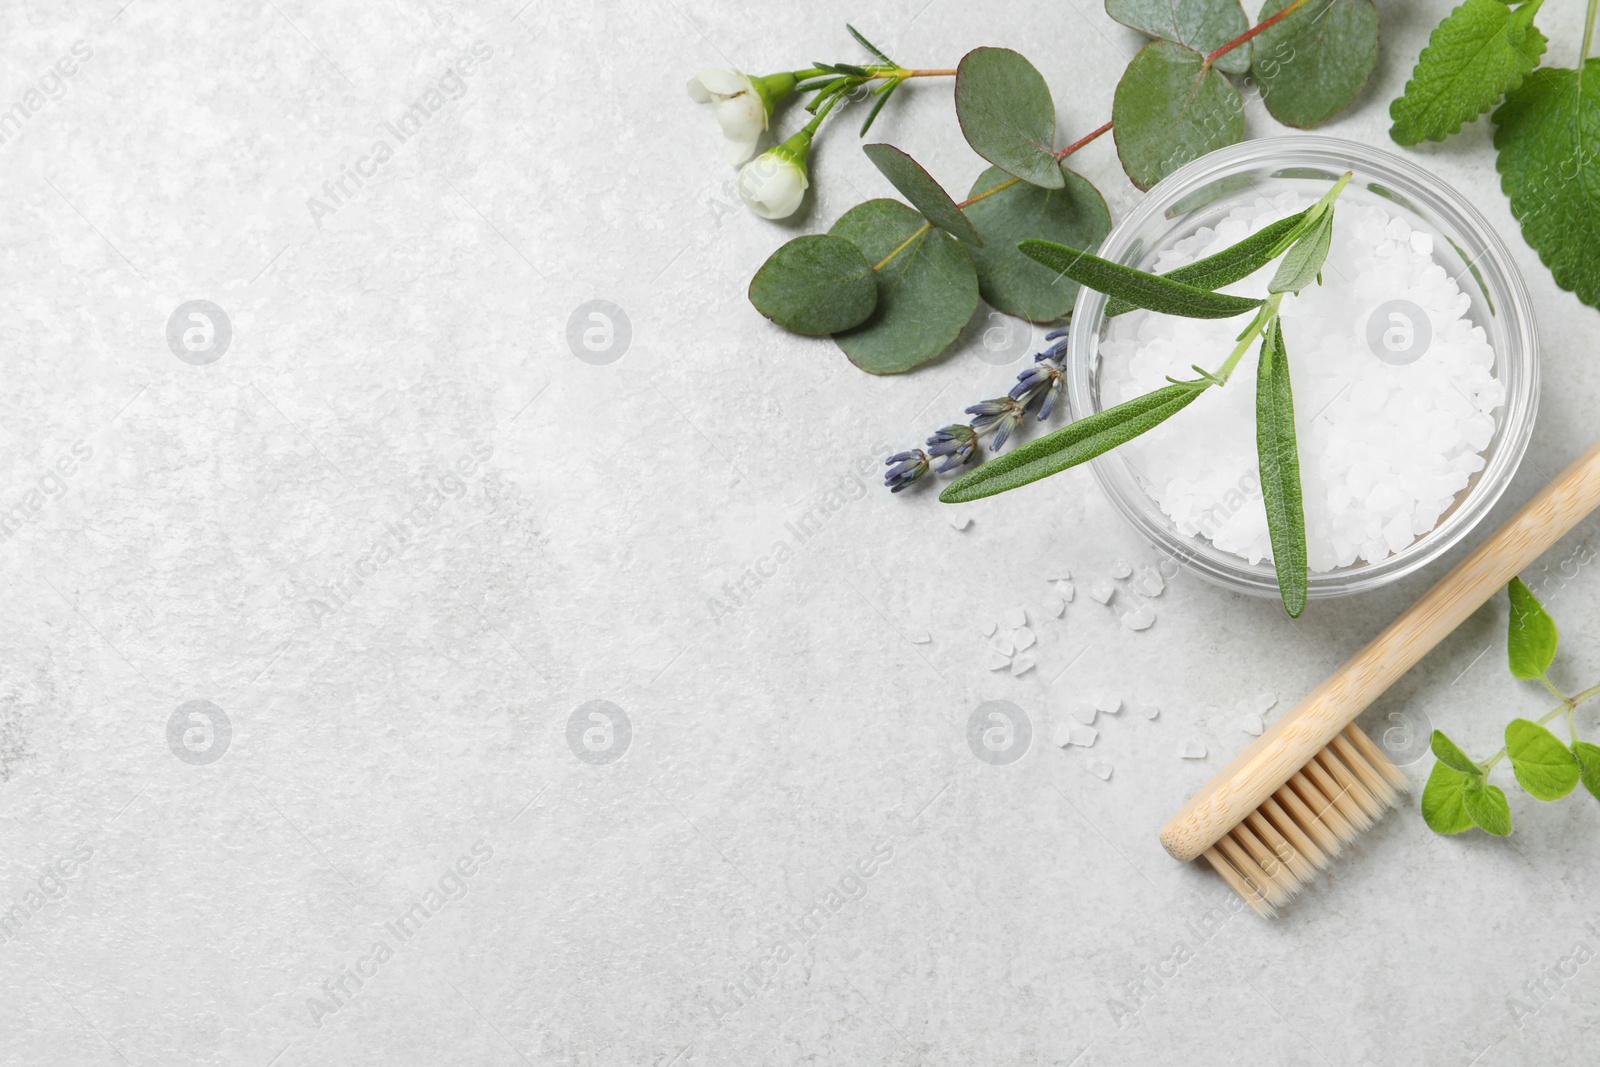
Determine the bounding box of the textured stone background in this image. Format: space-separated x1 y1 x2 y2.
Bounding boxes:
2 0 1599 1064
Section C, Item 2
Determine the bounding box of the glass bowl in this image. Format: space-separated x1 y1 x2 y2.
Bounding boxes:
1065 136 1538 601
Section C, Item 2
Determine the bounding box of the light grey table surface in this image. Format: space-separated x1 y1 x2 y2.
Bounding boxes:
3 1 1599 1064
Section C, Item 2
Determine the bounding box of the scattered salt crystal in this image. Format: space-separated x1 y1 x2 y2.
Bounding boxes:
1130 567 1165 597
1241 713 1264 736
981 620 997 637
1121 605 1156 631
985 651 1011 671
1010 656 1035 677
1004 607 1027 629
1014 627 1036 651
1070 724 1098 747
1095 694 1121 714
1253 691 1277 714
1181 741 1208 759
1043 594 1066 618
1110 559 1132 579
949 514 972 531
1089 759 1113 781
1072 704 1097 725
1136 703 1160 720
1100 194 1504 574
1056 580 1076 602
1051 723 1074 748
910 631 931 644
1088 580 1115 604
992 636 1015 656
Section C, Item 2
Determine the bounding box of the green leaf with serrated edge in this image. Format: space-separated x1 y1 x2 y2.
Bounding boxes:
1254 0 1380 129
748 235 878 336
1431 729 1481 774
1463 779 1513 835
1505 718 1581 800
862 144 984 246
939 382 1209 502
1267 209 1334 295
1572 741 1600 802
1105 209 1311 316
1256 319 1308 617
1019 240 1263 319
1494 62 1600 309
1422 762 1477 833
829 199 980 375
962 163 1111 322
1106 0 1253 74
954 48 1065 189
1112 40 1245 191
1506 576 1559 680
1389 0 1547 146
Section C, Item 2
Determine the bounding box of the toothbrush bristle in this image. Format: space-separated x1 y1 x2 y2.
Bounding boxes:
1202 723 1407 917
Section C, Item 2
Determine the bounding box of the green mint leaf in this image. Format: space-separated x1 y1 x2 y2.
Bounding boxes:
1506 576 1559 679
1463 779 1514 836
1253 0 1381 128
1019 240 1264 319
1105 209 1311 316
1422 762 1477 833
1389 0 1548 146
1112 40 1245 191
748 235 879 336
1255 319 1308 617
1105 0 1253 74
954 48 1065 189
846 23 895 66
1494 61 1600 308
862 144 984 245
1505 718 1581 800
939 382 1209 503
962 164 1111 322
828 199 980 374
1571 740 1600 802
1268 208 1335 294
1430 729 1482 774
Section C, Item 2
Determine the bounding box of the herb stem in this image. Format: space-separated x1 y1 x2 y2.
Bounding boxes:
1205 0 1313 66
1477 682 1600 771
1056 120 1115 159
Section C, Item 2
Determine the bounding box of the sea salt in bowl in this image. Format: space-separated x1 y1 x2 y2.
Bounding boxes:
1066 137 1537 602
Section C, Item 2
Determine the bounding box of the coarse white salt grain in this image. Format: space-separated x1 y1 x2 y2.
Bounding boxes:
1181 741 1208 759
1100 191 1504 572
1089 759 1113 781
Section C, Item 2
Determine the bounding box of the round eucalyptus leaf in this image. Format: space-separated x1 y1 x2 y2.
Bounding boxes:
748 234 878 335
1112 40 1245 191
961 164 1111 322
1105 0 1253 75
829 199 980 375
862 143 983 245
954 47 1065 189
1253 0 1380 129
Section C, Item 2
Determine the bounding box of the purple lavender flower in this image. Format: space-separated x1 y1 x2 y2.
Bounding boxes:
925 424 977 474
965 397 1027 452
883 449 930 493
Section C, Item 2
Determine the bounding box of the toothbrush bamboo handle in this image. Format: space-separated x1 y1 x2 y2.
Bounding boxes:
1161 440 1600 863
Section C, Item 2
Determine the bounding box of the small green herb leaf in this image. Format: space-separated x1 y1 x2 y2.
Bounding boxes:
862 144 984 245
1105 0 1253 74
1494 61 1600 309
1112 40 1246 191
1462 779 1513 836
1268 209 1335 294
748 235 879 335
846 23 895 66
1422 762 1477 834
1019 240 1264 319
1430 729 1481 774
1506 576 1559 680
1505 718 1581 800
962 164 1111 322
828 199 980 375
1253 0 1381 129
1105 209 1311 316
1571 741 1600 802
954 47 1065 189
1389 0 1547 146
939 382 1209 503
1256 319 1308 617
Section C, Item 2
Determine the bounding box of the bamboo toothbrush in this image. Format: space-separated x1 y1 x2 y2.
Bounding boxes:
1160 440 1600 916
